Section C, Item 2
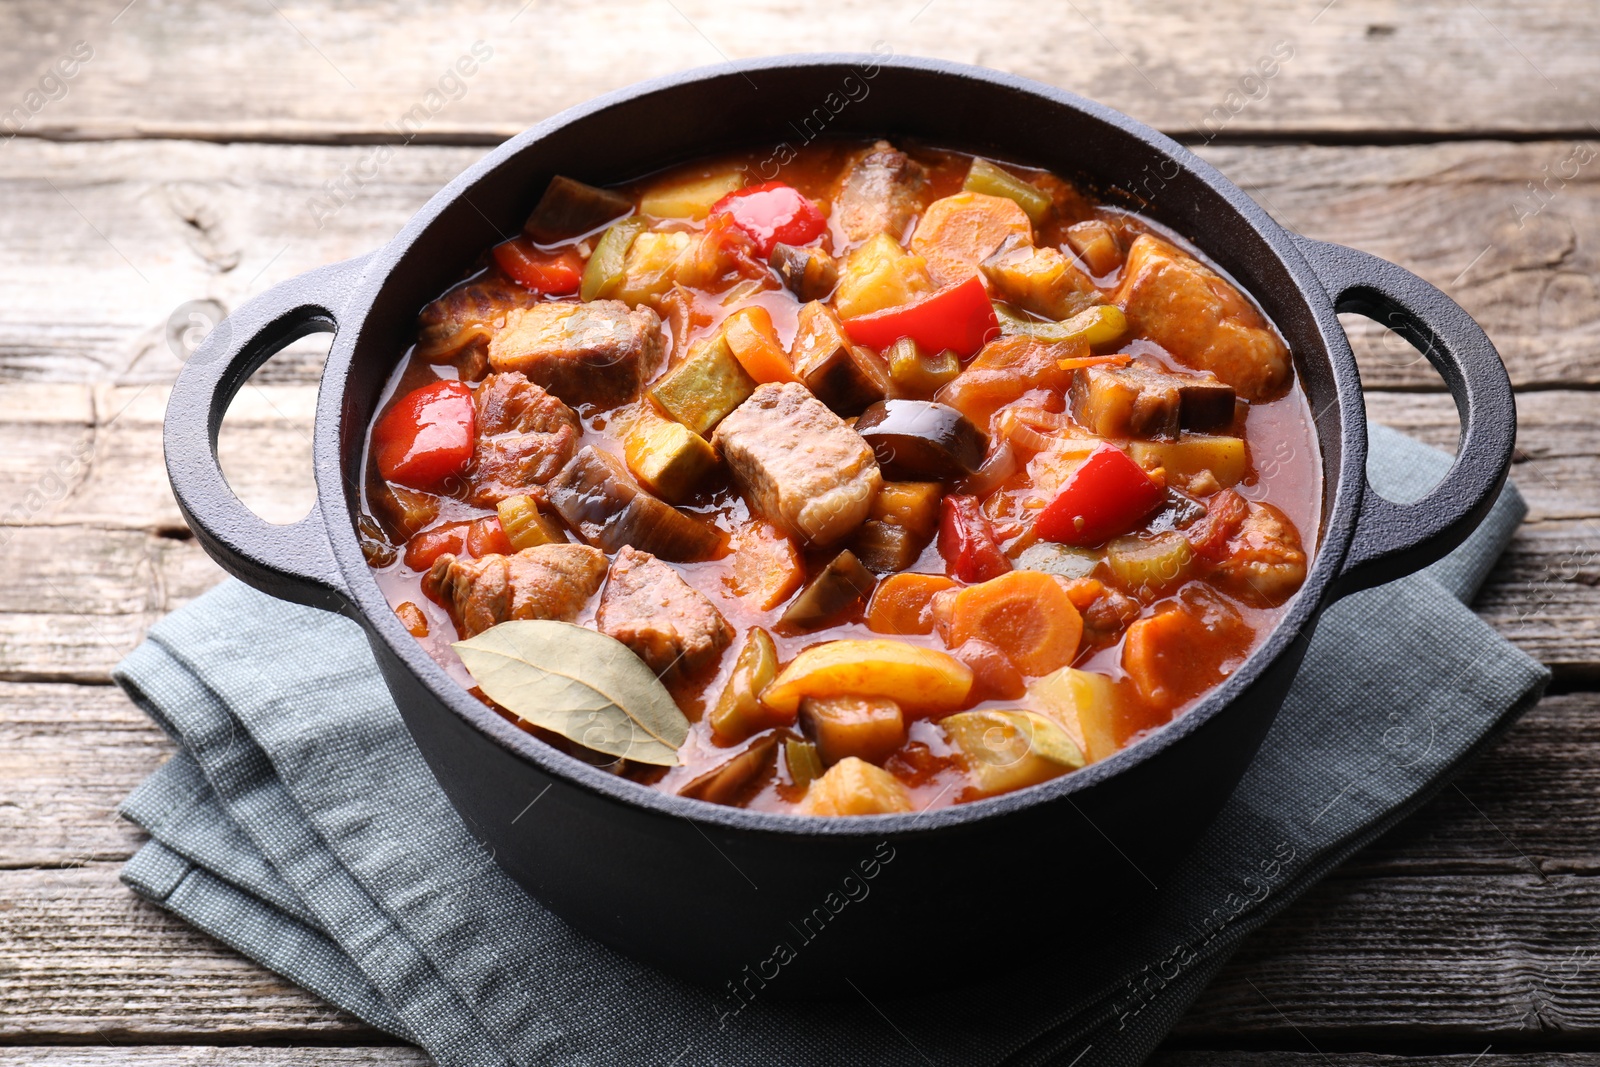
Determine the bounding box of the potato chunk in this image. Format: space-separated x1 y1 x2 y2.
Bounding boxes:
802 757 914 816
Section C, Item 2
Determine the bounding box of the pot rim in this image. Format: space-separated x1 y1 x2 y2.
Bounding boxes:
315 53 1366 839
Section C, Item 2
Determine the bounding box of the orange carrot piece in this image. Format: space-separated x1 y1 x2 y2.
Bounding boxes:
722 305 799 384
944 570 1083 677
1056 353 1133 371
725 521 805 610
865 573 957 636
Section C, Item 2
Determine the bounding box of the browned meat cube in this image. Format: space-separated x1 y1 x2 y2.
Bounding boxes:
422 543 607 638
546 446 724 562
468 372 581 507
488 300 664 409
1070 360 1236 439
1113 235 1290 402
711 382 882 548
415 276 538 373
597 546 732 679
829 140 926 243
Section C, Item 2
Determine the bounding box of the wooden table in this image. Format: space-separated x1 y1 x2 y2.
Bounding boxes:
2 2 1597 1063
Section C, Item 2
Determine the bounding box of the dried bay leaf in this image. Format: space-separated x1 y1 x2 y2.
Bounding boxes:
454 619 690 766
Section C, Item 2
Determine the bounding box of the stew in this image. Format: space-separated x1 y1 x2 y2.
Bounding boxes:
360 138 1320 816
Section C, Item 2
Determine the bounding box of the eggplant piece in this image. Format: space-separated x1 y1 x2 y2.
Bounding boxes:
854 400 988 481
800 694 906 767
850 481 943 573
545 446 724 562
791 301 890 417
770 242 839 303
1071 361 1236 440
649 334 758 437
779 550 877 631
678 734 778 805
1146 488 1208 534
524 175 633 244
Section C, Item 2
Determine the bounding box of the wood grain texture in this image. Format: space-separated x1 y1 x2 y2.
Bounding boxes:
2 138 1597 388
2 0 1596 142
0 864 375 1040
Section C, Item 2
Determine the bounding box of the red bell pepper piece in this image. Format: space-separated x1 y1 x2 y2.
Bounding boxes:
404 521 468 570
709 181 826 258
465 515 513 558
404 516 511 571
841 275 1000 359
492 237 584 295
1035 443 1164 546
938 494 1012 583
373 379 477 494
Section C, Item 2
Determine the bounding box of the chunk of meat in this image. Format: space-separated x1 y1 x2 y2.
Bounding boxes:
488 300 664 409
911 192 1034 288
712 382 883 548
830 140 926 243
597 546 733 679
422 543 607 638
1070 360 1236 439
546 446 724 562
1208 499 1308 607
468 372 580 507
415 276 538 371
1113 235 1290 402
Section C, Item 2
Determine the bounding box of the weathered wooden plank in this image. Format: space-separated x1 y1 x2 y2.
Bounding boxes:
1206 143 1600 391
4 859 1599 1042
3 0 1596 142
0 864 374 1040
1175 871 1600 1040
0 683 171 869
1 139 1596 389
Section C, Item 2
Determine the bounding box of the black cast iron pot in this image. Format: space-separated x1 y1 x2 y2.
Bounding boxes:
165 55 1515 995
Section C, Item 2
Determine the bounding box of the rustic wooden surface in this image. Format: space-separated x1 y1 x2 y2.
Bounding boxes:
2 0 1597 1063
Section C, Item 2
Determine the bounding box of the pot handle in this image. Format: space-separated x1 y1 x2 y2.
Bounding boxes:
164 256 372 616
1294 237 1517 598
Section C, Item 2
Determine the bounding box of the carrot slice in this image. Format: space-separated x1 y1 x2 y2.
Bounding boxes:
944 570 1083 677
722 305 799 384
865 573 957 636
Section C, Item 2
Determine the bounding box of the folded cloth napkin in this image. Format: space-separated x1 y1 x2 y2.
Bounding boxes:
116 425 1548 1067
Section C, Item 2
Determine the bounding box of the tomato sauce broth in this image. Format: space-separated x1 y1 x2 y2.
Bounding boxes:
362 137 1323 815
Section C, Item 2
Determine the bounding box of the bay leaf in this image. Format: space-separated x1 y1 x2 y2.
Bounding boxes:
453 620 690 766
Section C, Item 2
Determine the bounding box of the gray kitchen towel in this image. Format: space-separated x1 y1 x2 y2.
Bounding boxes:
115 424 1549 1067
